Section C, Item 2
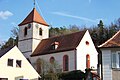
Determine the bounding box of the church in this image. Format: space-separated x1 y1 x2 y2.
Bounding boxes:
18 8 98 73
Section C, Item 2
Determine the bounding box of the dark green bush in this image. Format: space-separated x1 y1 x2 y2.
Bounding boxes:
58 70 85 80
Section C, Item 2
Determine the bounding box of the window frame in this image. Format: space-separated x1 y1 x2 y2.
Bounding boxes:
51 42 59 50
39 28 42 36
50 57 55 64
112 51 120 69
16 60 22 68
0 78 8 80
7 59 13 67
63 55 69 71
24 27 27 36
86 54 90 68
51 44 55 50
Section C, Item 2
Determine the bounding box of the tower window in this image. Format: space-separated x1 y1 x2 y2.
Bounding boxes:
39 28 42 36
63 55 69 71
24 27 27 36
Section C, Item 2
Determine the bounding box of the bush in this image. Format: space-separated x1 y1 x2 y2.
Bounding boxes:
58 70 85 80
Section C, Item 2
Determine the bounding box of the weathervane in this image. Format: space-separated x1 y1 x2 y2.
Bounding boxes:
33 0 36 8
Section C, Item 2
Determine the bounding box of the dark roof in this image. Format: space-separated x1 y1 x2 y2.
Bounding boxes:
99 30 120 48
0 46 13 58
18 8 48 26
31 31 86 56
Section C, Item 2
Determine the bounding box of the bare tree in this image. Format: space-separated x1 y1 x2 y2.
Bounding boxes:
11 27 19 39
36 58 62 80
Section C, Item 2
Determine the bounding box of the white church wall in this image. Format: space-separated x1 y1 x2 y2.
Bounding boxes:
76 30 98 72
0 46 40 80
32 22 49 52
32 22 49 39
31 50 76 72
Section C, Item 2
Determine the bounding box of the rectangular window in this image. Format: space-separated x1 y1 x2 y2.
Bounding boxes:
7 59 13 67
112 52 120 69
112 53 117 68
16 60 22 68
118 53 120 67
39 28 42 36
0 78 8 80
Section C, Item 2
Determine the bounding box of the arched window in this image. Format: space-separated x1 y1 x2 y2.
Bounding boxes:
86 54 90 68
36 58 42 74
24 27 27 36
39 28 42 36
63 55 69 71
50 57 55 64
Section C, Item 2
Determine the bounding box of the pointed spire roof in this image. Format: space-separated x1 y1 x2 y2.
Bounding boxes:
18 8 49 26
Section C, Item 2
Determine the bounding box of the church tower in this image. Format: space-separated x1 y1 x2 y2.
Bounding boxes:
18 8 49 59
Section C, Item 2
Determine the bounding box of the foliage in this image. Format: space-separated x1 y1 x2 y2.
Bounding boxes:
58 70 85 80
44 73 59 80
49 26 67 37
0 27 18 50
89 19 120 46
49 25 80 37
36 58 61 80
1 18 120 49
85 68 93 80
1 37 16 49
11 27 19 39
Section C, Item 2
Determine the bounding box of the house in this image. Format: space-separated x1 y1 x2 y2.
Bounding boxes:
0 46 40 80
18 8 98 73
99 30 120 80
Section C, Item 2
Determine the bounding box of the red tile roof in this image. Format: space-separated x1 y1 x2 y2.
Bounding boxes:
18 8 48 26
31 31 86 56
99 30 120 48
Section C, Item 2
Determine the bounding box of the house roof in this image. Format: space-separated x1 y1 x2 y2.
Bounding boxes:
99 30 120 48
0 46 13 58
18 8 48 26
31 31 86 56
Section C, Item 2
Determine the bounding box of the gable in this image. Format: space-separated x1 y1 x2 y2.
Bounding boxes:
0 46 40 79
99 30 120 48
76 30 98 70
31 31 86 56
